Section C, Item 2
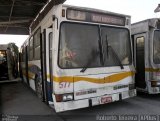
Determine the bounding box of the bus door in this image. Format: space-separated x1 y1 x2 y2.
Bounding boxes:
25 46 29 85
134 34 146 89
0 50 8 81
41 28 53 103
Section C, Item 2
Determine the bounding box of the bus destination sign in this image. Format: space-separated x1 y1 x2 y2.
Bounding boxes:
91 13 125 26
67 8 126 26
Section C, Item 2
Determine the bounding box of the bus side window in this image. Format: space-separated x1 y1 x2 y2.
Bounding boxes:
29 37 33 61
34 28 41 60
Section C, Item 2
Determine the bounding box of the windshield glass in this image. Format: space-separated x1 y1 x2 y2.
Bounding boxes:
58 22 132 69
153 30 160 64
59 22 101 68
101 26 132 66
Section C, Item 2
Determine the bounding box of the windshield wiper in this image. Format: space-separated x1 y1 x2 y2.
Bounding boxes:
105 35 124 69
80 49 99 73
106 35 109 58
80 38 103 73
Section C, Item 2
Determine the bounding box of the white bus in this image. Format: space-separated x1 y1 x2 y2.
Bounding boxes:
20 4 136 112
132 18 160 94
0 43 19 82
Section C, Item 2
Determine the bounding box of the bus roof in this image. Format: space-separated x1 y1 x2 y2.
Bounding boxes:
131 18 159 35
63 4 131 18
30 3 131 32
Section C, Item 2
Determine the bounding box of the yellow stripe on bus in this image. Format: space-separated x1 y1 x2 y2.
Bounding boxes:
145 68 160 72
22 70 134 83
22 69 35 80
53 71 134 84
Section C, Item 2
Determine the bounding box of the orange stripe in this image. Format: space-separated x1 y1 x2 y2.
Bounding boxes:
145 68 160 72
53 71 134 84
28 72 35 79
53 76 73 83
22 69 35 80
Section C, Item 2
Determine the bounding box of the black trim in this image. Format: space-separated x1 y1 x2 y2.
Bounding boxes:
89 99 92 107
40 33 43 99
119 93 122 101
49 32 53 95
41 29 49 104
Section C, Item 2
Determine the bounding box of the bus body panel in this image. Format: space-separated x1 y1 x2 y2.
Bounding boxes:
132 18 160 94
20 4 136 112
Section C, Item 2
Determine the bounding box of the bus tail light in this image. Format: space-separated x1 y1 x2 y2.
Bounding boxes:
151 81 160 87
55 93 74 102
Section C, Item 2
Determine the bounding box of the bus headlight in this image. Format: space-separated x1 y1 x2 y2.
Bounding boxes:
63 94 73 101
151 81 160 87
55 93 74 102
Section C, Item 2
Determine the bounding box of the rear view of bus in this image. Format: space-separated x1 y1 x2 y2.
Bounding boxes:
132 18 160 94
53 5 136 112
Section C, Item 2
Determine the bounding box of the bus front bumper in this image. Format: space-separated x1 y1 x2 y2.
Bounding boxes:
53 89 136 112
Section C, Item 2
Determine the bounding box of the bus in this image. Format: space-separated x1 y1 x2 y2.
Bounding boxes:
132 18 160 94
0 43 19 82
20 4 136 112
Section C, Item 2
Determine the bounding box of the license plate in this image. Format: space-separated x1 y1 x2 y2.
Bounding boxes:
100 96 112 104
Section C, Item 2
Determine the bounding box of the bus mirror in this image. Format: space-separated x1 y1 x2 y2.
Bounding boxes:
52 15 57 21
52 15 58 29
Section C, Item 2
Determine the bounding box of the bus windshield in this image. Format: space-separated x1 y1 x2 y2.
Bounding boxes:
101 26 131 67
153 30 160 64
0 50 7 64
59 22 132 69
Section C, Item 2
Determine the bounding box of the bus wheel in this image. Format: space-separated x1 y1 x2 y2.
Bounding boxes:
35 75 43 100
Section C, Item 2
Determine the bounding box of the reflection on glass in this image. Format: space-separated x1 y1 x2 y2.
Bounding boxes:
154 30 160 64
59 22 132 69
101 26 131 66
59 23 100 68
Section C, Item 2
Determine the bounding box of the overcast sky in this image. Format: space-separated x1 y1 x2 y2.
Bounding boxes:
0 0 160 47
